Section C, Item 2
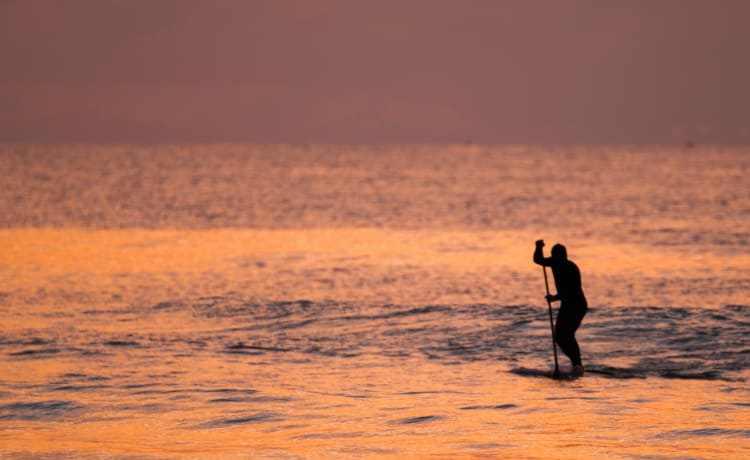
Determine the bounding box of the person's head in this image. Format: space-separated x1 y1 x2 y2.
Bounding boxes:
551 243 567 261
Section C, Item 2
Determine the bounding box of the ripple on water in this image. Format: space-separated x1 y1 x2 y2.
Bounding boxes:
0 400 84 421
460 403 518 410
198 412 281 428
395 415 444 424
8 348 61 358
659 428 750 438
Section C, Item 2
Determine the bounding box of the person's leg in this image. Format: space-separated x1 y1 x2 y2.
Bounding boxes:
555 305 586 366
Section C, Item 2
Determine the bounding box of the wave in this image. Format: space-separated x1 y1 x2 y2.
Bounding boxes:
3 297 748 382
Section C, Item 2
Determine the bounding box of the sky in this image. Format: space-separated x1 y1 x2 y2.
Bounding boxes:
1 0 749 144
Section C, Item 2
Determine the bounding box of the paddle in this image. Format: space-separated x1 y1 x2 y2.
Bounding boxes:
543 266 560 378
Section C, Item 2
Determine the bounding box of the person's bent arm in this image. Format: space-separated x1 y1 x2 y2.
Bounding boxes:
533 240 553 266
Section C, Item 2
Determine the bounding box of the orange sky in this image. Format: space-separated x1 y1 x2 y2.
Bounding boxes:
1 0 749 144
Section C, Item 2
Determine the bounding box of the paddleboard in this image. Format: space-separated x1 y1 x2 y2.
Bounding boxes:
510 366 642 380
510 367 583 380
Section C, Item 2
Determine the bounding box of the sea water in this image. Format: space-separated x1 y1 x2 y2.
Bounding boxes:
0 144 748 458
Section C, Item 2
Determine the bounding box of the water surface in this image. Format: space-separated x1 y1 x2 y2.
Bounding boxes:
1 144 748 458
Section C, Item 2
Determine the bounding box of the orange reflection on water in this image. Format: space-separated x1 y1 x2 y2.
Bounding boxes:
1 228 749 458
1 228 745 308
2 354 748 459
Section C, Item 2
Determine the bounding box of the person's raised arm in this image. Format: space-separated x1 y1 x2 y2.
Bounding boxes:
533 239 553 266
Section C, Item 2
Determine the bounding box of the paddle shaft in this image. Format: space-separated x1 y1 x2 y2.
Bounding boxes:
543 266 560 377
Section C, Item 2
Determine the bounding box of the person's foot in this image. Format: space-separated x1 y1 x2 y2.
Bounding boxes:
571 364 584 377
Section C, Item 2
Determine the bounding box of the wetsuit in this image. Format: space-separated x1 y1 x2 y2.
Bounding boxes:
533 247 588 366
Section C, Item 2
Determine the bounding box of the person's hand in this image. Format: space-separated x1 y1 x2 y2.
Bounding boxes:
535 239 545 248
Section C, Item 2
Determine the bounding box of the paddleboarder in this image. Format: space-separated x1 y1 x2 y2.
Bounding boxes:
534 240 587 376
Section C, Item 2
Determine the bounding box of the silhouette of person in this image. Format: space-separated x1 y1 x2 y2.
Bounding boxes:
533 240 587 374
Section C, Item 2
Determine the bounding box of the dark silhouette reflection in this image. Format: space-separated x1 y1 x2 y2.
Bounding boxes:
534 240 588 372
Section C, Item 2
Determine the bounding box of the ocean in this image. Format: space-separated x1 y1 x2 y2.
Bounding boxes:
0 144 748 458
